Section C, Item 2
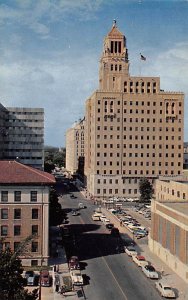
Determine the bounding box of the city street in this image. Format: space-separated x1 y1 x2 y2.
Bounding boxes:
57 183 162 300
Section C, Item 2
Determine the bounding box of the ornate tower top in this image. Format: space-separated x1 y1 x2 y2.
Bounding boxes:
99 22 129 91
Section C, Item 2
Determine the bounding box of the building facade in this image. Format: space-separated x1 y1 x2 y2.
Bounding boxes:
84 21 184 199
149 177 188 282
66 118 85 175
0 160 55 266
184 142 188 169
0 104 44 169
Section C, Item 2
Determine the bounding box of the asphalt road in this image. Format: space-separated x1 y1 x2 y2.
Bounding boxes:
57 182 162 300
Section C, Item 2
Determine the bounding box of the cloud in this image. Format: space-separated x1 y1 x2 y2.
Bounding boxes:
0 0 104 38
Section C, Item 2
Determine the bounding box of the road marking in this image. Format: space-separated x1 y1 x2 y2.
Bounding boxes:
96 245 128 300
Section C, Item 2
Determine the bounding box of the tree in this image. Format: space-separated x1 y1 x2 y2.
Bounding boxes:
0 246 38 300
139 177 154 203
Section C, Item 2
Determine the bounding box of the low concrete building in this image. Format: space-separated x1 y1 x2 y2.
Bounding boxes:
0 160 55 266
149 176 188 282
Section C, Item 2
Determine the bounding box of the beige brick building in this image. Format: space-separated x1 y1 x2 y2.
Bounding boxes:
0 160 55 266
149 176 188 282
84 21 184 199
66 118 85 175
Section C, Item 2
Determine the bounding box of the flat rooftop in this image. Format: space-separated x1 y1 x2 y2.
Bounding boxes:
163 202 188 215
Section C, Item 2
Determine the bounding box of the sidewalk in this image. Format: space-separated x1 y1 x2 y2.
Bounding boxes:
47 248 84 300
102 207 188 300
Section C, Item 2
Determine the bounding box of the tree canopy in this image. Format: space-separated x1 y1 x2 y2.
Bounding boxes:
139 177 154 203
0 246 38 300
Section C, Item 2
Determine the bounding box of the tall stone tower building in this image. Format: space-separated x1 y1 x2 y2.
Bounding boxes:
84 21 184 199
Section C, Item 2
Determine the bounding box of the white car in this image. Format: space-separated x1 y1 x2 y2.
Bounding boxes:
132 255 148 267
142 265 159 279
125 246 137 257
70 270 83 286
155 280 176 298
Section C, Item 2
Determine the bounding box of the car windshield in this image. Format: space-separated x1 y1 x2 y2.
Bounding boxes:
147 266 155 271
164 287 172 290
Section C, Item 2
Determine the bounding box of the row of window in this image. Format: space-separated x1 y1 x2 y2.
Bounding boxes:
96 151 181 158
96 135 182 141
1 208 39 219
96 117 181 126
98 100 182 107
96 170 181 175
1 191 37 202
97 178 142 184
0 224 38 236
96 144 182 150
160 186 186 199
96 117 181 124
96 161 180 167
96 188 138 195
0 240 39 253
97 108 182 115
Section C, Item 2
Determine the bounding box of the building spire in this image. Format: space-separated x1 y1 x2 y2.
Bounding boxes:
113 19 117 27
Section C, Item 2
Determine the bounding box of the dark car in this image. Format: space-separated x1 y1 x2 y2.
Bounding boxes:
68 256 80 270
70 194 77 199
25 270 34 279
111 227 119 237
106 223 114 230
123 239 135 247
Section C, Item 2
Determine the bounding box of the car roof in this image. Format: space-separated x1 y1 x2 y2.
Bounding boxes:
137 255 145 260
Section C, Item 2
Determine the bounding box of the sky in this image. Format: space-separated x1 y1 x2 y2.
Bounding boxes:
0 0 188 146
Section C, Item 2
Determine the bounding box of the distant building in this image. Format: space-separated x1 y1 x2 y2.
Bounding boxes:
0 104 44 169
84 21 184 199
0 160 55 266
184 142 188 169
66 118 85 175
149 176 188 283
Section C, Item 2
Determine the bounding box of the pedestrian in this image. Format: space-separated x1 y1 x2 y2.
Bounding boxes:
120 220 123 226
161 267 164 276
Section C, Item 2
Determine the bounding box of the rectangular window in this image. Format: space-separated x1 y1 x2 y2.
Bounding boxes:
32 209 39 219
32 225 38 236
14 225 21 236
1 225 8 236
1 191 8 202
14 242 20 252
1 209 8 219
14 209 21 219
31 241 38 252
14 191 21 202
30 191 37 202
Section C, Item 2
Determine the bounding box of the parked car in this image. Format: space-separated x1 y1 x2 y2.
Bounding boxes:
155 280 176 298
106 223 114 230
78 203 86 209
125 246 137 257
27 273 39 286
40 270 51 287
70 270 83 286
132 255 148 267
25 270 34 279
68 256 80 270
142 265 159 279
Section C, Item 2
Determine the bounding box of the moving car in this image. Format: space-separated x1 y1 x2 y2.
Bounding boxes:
125 246 137 257
106 223 114 230
92 213 101 221
70 194 77 199
68 256 80 270
132 255 148 267
155 280 176 298
70 270 83 286
72 209 79 216
142 265 159 279
78 203 86 209
40 270 51 287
